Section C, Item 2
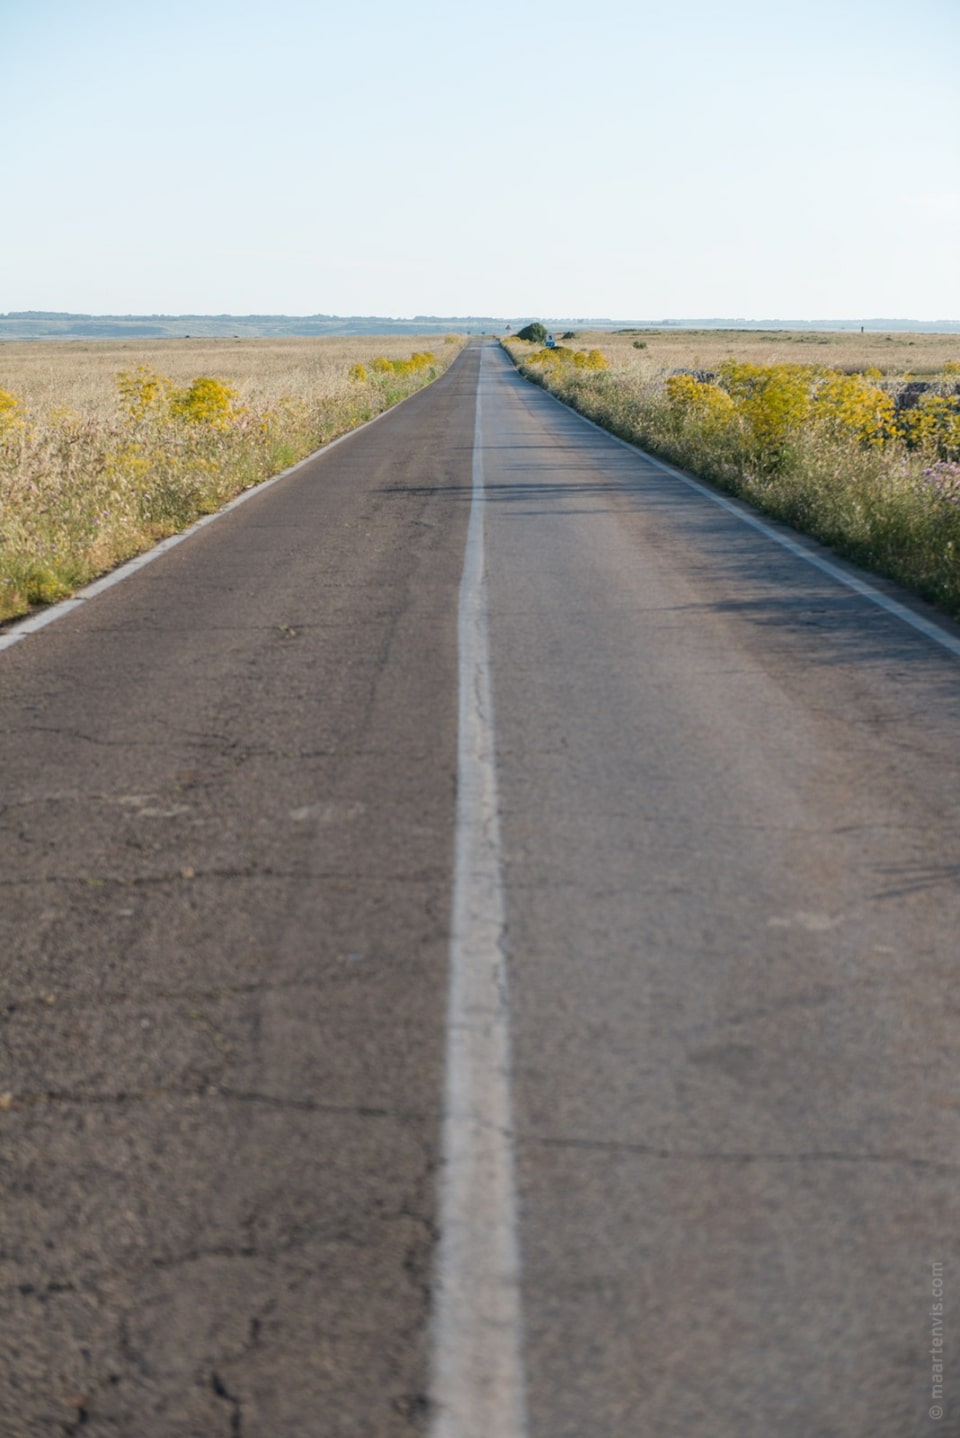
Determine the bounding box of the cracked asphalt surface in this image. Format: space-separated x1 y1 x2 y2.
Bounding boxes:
0 352 475 1435
3 339 960 1435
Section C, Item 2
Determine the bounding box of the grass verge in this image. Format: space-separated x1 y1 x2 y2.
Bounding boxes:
504 337 960 620
0 336 464 624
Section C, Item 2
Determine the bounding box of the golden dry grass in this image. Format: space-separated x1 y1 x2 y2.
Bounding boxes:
549 327 960 380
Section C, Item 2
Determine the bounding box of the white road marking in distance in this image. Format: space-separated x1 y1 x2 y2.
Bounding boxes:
429 346 528 1438
524 357 960 664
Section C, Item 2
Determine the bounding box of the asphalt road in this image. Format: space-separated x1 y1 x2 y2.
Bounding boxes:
2 340 960 1436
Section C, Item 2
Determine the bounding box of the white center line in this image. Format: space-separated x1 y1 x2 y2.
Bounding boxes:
429 347 527 1438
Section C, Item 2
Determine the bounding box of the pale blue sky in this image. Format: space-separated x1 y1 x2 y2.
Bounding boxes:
4 0 958 319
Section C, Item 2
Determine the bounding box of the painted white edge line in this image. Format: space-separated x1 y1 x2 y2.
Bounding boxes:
516 357 960 664
0 377 436 656
429 347 527 1438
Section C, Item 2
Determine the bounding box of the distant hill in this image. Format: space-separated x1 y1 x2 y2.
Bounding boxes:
0 313 511 340
1 312 958 340
650 317 960 333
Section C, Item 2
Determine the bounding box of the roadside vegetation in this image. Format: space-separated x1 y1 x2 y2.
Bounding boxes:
0 335 462 623
505 328 960 618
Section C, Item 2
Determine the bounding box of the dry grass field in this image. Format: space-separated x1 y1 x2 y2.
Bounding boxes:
0 334 462 419
0 334 463 623
552 327 960 378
